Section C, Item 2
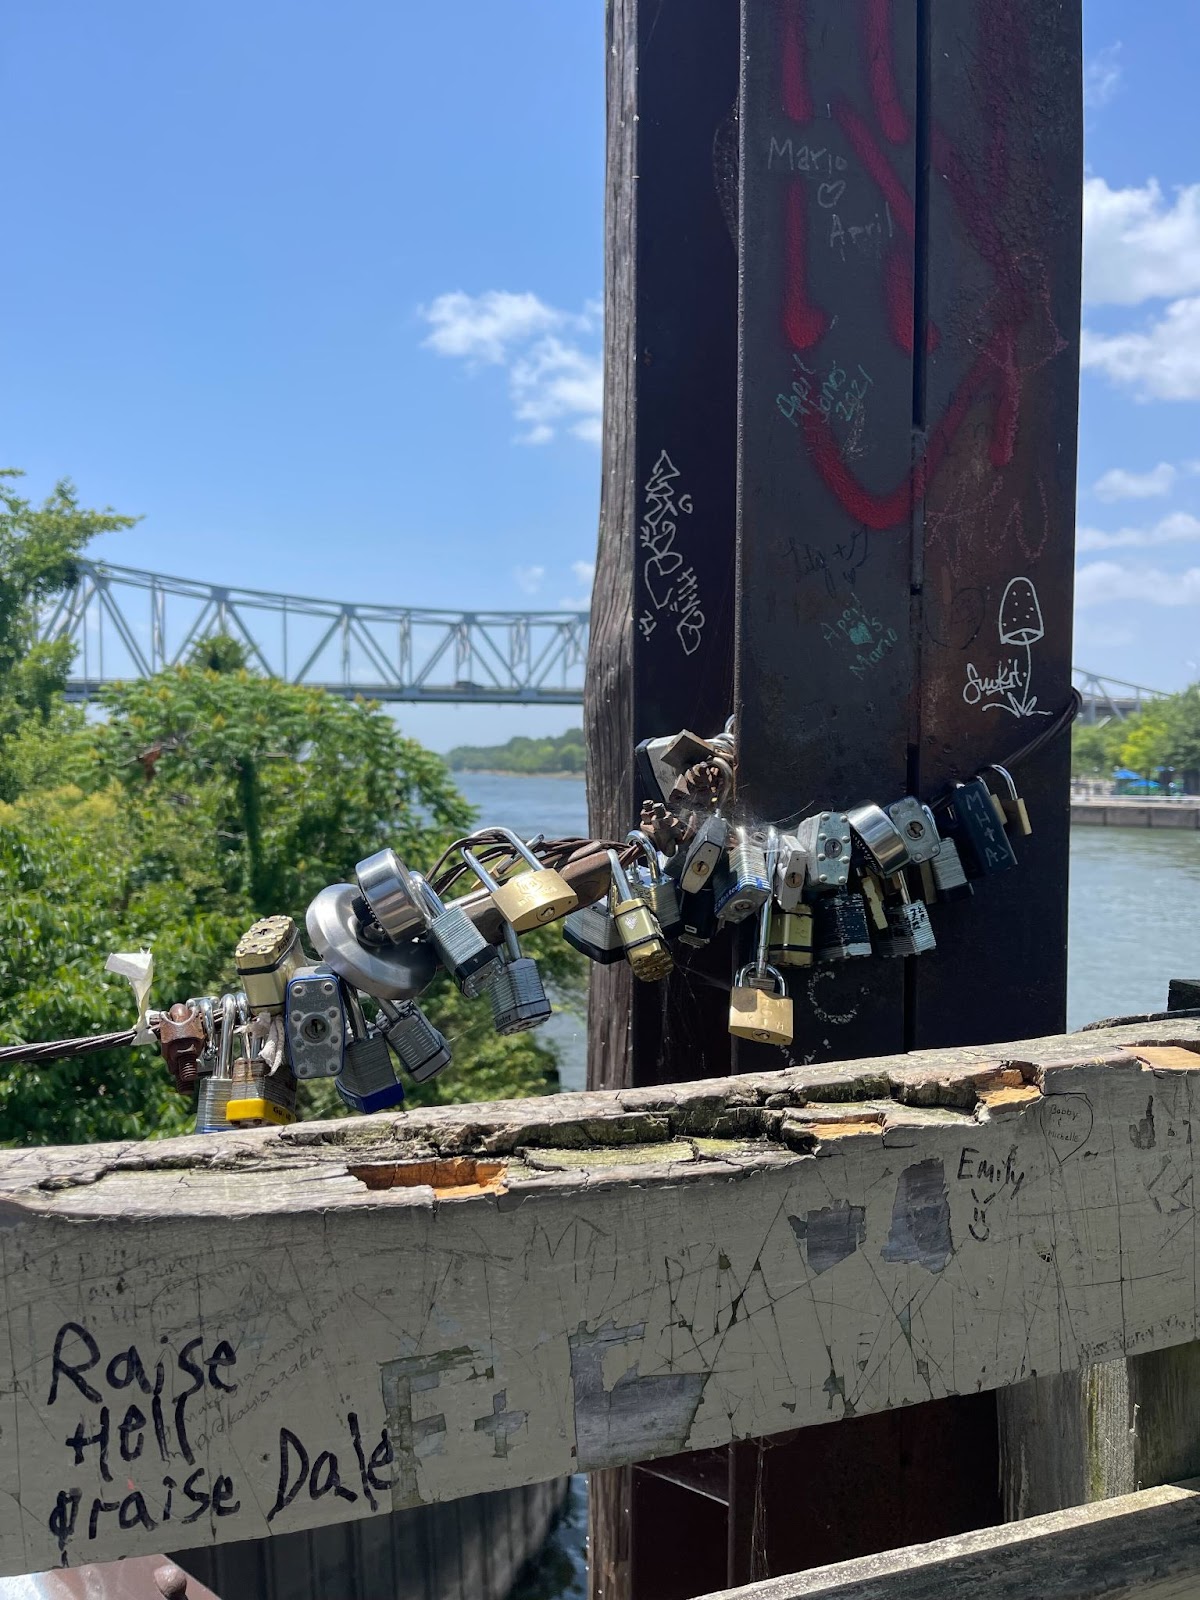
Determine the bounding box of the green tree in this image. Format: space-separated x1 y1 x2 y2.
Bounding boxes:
0 647 576 1144
0 471 135 800
1119 705 1174 783
1071 721 1124 778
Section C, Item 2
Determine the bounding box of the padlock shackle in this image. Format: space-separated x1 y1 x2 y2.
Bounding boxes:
754 828 780 974
340 980 370 1043
184 995 215 1050
461 844 503 896
735 962 787 997
980 763 1019 800
625 830 663 883
500 920 522 963
491 826 546 875
215 993 237 1080
412 871 446 922
606 848 634 903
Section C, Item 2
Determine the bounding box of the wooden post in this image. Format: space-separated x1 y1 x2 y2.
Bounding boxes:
589 0 1083 1590
586 0 740 1588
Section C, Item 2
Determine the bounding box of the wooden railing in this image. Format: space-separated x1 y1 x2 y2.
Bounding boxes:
4 1016 1200 1585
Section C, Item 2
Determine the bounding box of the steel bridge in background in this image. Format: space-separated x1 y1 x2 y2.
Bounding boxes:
1071 667 1170 725
39 562 1167 717
42 561 590 706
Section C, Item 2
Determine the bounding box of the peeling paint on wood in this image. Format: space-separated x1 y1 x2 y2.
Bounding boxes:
1 1019 1199 1575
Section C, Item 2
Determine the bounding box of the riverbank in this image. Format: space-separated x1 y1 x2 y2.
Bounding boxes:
1071 798 1200 829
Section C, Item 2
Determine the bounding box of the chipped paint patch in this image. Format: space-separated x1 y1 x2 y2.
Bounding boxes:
568 1321 706 1470
350 1158 507 1196
789 1201 866 1275
880 1158 954 1273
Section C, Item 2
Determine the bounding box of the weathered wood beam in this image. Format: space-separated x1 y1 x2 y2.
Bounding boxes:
692 1480 1200 1600
2 1018 1199 1576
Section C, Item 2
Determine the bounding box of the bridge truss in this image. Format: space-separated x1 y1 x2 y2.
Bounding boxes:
37 563 1168 721
41 561 590 705
1071 668 1170 725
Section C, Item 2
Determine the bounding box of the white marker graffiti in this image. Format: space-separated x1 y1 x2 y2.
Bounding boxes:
962 576 1050 718
639 450 706 657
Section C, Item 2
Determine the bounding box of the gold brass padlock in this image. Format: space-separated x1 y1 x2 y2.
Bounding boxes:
768 906 813 968
729 964 794 1045
463 829 578 933
607 850 674 981
984 764 1032 837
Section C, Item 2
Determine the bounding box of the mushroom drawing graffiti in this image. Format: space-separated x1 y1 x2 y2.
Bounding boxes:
961 577 1050 718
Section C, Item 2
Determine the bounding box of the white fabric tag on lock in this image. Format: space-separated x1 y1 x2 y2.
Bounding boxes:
105 950 156 1045
244 1012 286 1073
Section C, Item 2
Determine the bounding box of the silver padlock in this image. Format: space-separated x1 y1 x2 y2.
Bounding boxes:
626 831 683 936
674 812 730 893
377 997 452 1083
847 803 911 877
285 966 346 1079
489 924 552 1034
412 873 503 998
879 876 937 958
338 988 407 1112
714 826 771 924
355 848 425 941
563 900 626 965
194 994 237 1134
794 812 852 892
930 832 974 902
774 833 808 912
885 797 942 866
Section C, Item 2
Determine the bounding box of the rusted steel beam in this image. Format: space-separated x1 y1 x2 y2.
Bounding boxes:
0 1020 1196 1577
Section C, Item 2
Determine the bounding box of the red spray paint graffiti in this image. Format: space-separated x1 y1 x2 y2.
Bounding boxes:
776 0 1065 532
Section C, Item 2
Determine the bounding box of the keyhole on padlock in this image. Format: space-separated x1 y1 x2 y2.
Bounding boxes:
301 1015 330 1043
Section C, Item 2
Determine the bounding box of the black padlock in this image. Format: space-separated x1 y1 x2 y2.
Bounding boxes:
942 779 1018 877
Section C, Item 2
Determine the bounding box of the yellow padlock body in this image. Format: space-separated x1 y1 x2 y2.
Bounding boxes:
612 898 674 981
1004 796 1033 836
729 984 794 1045
491 868 579 932
226 1097 298 1127
768 908 814 968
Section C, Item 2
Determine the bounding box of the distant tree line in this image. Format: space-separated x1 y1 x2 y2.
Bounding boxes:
1072 684 1200 790
446 727 585 775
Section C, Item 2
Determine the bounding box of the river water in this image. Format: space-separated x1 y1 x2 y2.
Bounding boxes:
457 773 1200 1600
457 773 1200 1088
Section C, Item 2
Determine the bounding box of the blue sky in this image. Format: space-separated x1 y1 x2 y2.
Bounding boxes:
1 0 1197 749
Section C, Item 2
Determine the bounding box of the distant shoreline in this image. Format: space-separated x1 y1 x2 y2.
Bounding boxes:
450 768 586 780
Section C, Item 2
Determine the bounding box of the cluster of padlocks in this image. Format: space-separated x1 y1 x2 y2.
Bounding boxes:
610 717 1032 1046
155 719 1032 1126
157 827 592 1131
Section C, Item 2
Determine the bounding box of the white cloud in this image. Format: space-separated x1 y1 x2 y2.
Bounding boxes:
1076 561 1200 607
1092 463 1177 501
1077 512 1200 552
1081 297 1200 400
514 565 545 595
420 290 565 364
510 336 603 447
1084 43 1123 112
559 560 595 610
420 290 602 446
1083 178 1200 306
